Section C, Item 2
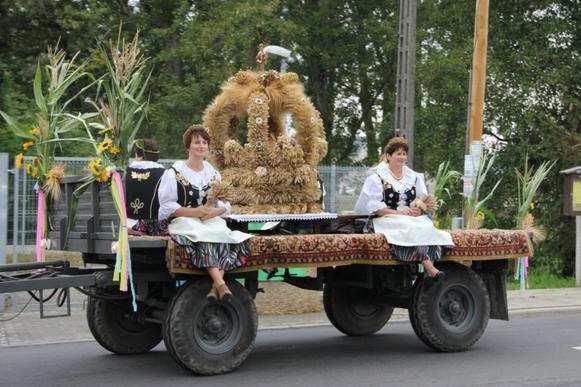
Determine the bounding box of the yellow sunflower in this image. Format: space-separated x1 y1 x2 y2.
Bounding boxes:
22 141 34 151
97 137 113 154
98 126 113 135
108 145 121 155
15 153 24 169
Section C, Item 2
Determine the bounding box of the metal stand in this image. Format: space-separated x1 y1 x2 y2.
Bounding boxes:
575 215 581 286
0 153 8 312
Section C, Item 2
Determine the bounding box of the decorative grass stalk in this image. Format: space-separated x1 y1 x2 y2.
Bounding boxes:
432 160 461 226
513 156 555 290
464 152 502 229
515 156 556 234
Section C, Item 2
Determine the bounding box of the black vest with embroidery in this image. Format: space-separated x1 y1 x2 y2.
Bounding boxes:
375 173 417 210
173 167 210 208
125 166 165 219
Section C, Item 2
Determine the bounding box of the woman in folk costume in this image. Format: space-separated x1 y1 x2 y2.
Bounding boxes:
354 136 454 281
158 125 251 301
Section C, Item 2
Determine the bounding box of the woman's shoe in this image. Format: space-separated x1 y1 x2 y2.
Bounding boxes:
206 286 218 302
216 283 233 301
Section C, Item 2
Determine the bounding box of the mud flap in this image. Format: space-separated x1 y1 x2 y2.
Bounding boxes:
472 259 509 321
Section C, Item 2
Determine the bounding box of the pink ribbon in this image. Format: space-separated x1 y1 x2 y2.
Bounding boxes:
35 188 46 262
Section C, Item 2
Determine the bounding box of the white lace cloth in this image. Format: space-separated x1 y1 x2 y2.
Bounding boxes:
373 215 454 247
227 213 338 222
168 217 252 244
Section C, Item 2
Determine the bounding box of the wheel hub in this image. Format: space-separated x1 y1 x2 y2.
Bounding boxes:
193 302 242 354
437 285 475 330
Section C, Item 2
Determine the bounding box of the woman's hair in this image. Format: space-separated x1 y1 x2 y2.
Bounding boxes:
183 124 211 149
382 136 409 156
133 138 160 162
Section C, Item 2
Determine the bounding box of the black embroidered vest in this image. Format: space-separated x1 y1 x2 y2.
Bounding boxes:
375 173 417 210
125 166 165 219
172 167 210 208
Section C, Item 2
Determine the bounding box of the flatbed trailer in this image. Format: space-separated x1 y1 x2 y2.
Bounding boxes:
0 178 531 375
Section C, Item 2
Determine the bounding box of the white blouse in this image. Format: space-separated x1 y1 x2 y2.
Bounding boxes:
353 162 427 214
128 159 165 170
157 160 231 220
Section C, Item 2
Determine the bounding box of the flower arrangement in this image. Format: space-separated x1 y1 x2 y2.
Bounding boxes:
1 44 90 261
65 30 150 303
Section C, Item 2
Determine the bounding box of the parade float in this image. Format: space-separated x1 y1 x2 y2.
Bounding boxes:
0 10 541 377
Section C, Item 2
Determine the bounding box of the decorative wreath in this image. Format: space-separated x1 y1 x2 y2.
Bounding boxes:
202 69 328 214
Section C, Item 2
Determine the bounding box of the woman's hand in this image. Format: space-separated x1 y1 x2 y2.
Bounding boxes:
199 206 225 221
408 207 423 217
172 205 224 220
376 207 422 217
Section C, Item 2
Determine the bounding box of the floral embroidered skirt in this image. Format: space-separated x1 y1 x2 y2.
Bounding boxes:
172 235 249 271
389 244 442 262
131 219 170 236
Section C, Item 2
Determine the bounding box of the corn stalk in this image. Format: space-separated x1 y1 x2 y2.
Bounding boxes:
515 156 556 241
433 160 461 208
464 152 502 229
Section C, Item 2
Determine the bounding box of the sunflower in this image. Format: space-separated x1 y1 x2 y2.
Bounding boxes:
108 145 121 155
96 169 110 183
15 153 24 169
22 141 34 151
29 127 40 137
88 158 103 175
98 126 113 135
26 163 39 179
97 137 113 154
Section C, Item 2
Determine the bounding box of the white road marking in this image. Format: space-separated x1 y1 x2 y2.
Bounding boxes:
572 347 581 351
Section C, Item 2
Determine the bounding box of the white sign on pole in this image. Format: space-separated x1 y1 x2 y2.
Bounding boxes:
463 140 483 198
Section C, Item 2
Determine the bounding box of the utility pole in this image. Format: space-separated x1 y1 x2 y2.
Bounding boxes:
466 0 490 150
463 0 490 220
394 0 417 167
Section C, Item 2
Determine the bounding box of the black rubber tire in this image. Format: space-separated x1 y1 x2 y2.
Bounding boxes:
323 283 394 336
409 263 490 352
87 297 162 355
163 279 257 375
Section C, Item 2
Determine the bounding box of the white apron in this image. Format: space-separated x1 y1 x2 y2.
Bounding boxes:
373 215 454 247
168 216 252 244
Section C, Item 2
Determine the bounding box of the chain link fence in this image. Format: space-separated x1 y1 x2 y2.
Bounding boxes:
10 157 370 247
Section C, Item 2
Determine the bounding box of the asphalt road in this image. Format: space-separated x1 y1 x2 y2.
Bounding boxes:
2 312 581 387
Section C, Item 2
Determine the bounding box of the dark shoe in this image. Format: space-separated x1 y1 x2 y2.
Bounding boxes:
424 270 445 284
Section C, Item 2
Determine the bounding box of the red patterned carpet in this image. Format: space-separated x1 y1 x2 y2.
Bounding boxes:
167 229 531 274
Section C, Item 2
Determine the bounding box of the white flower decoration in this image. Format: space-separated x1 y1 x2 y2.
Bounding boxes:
255 166 267 177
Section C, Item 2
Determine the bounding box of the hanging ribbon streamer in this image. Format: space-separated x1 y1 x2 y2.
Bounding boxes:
35 188 46 262
514 256 529 290
110 171 137 311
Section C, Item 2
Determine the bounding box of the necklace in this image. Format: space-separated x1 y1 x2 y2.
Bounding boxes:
389 167 404 181
185 159 204 172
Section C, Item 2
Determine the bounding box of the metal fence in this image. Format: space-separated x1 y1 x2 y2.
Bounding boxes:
10 157 370 248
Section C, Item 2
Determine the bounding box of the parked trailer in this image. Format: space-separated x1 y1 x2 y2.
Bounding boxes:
0 178 530 375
